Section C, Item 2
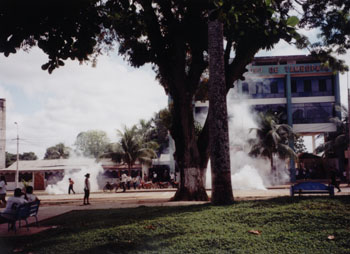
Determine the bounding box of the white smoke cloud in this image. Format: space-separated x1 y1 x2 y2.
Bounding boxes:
231 165 266 190
203 85 290 190
45 155 105 194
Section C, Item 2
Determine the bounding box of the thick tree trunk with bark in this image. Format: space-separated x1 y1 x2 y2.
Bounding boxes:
208 18 234 205
171 92 209 201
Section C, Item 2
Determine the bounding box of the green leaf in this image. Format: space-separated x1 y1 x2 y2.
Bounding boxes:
265 0 271 6
286 16 299 27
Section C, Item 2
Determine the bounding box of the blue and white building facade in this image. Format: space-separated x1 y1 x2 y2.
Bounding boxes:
235 55 341 181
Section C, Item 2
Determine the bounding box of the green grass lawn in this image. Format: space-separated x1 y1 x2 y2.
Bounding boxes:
1 196 350 254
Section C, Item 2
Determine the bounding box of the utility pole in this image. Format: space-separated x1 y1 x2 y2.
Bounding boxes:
14 122 19 188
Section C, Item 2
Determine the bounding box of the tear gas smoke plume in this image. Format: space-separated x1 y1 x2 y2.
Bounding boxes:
45 155 105 195
203 86 289 190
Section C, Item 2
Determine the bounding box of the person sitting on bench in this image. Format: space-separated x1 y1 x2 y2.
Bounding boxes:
24 186 39 202
0 188 28 225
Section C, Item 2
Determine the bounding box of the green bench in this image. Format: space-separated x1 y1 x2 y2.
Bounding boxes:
4 200 40 233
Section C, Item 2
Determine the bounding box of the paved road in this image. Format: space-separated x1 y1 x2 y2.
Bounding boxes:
1 185 349 236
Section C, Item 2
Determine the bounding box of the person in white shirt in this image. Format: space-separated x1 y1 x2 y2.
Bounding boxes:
0 188 28 224
0 176 7 207
121 173 127 192
152 172 158 183
83 173 91 205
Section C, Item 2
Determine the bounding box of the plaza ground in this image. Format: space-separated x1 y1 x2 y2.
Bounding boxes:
0 184 349 237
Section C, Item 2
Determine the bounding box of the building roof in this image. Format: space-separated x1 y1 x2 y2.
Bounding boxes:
251 55 320 66
3 158 98 172
1 158 144 173
253 54 315 61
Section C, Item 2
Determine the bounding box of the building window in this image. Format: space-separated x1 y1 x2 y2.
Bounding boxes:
292 102 334 124
291 80 297 93
249 83 256 94
256 82 263 94
270 81 278 94
304 80 312 92
242 82 249 93
319 79 327 92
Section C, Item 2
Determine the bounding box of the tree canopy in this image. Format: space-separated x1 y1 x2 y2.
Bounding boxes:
300 0 350 71
44 143 71 159
5 151 38 167
75 130 110 159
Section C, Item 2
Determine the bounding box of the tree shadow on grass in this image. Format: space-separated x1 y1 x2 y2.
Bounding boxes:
249 195 350 208
1 204 213 253
2 196 349 253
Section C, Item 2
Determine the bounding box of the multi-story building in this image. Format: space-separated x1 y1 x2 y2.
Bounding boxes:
235 55 342 181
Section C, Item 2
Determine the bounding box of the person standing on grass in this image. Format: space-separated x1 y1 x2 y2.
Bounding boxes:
83 173 91 205
0 176 7 207
68 178 75 194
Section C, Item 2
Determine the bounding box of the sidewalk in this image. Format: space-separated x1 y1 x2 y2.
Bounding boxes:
1 185 348 237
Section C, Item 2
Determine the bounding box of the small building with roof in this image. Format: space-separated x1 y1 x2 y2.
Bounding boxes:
1 158 149 190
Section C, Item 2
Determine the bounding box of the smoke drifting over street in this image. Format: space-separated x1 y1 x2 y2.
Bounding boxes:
45 156 104 194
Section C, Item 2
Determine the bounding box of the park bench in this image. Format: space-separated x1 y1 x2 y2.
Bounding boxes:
4 200 40 233
290 182 334 197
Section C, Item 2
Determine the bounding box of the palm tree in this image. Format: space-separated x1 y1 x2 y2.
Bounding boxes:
208 11 234 205
137 119 154 142
316 105 349 156
315 105 348 176
249 112 297 173
108 125 157 175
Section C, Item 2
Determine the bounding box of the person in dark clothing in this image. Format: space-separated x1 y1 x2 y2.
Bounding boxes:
68 178 75 194
83 173 91 205
330 167 341 192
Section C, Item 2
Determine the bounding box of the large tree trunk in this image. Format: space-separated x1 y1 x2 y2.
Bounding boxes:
208 18 234 205
171 93 209 201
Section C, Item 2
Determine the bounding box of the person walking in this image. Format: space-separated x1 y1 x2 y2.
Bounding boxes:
68 178 76 194
0 176 7 207
83 173 91 205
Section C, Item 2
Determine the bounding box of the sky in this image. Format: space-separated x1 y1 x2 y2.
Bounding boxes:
0 48 168 159
0 39 349 160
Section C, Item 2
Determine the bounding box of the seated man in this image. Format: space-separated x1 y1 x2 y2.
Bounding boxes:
0 188 28 224
25 186 39 202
